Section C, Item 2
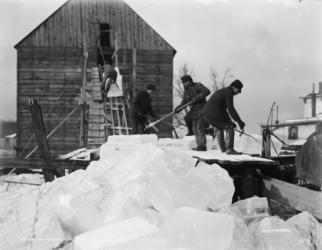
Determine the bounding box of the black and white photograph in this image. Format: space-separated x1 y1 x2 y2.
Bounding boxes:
0 0 322 249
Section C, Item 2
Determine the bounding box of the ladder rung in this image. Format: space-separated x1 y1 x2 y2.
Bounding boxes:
108 126 132 130
104 96 130 135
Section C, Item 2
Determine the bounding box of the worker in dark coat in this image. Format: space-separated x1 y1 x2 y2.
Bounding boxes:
175 75 211 150
184 112 194 136
131 84 157 134
197 79 245 154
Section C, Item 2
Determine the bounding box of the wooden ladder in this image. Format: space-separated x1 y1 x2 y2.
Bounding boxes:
105 95 131 137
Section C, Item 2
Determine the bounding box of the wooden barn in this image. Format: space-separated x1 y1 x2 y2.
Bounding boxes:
14 0 176 158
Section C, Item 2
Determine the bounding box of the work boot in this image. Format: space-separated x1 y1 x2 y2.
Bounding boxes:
192 145 207 151
217 130 226 152
225 128 242 155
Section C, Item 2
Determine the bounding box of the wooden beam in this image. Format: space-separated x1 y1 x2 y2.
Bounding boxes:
80 31 88 147
29 99 52 163
0 158 88 170
132 48 136 93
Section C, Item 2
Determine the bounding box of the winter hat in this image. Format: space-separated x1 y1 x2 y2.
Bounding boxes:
146 84 156 91
230 79 243 93
181 75 193 83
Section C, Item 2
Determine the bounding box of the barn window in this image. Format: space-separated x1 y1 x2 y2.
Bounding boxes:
100 23 111 47
288 126 298 140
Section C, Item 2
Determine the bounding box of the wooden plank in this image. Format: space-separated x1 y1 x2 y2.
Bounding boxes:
75 0 81 48
137 14 142 49
263 177 322 220
0 158 88 170
54 10 59 47
88 1 95 48
101 0 107 23
70 0 75 47
84 0 90 47
93 0 99 24
61 6 66 48
56 147 87 160
119 1 125 49
64 2 70 47
97 0 103 23
188 150 276 166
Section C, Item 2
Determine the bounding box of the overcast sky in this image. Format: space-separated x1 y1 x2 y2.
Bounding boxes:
0 0 321 133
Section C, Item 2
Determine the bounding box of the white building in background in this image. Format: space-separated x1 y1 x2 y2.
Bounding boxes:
262 82 322 151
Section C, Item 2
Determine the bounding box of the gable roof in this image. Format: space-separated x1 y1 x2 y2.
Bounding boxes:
14 0 176 53
14 1 68 49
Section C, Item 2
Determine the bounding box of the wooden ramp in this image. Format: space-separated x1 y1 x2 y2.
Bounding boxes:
185 150 276 167
87 68 106 148
88 102 106 148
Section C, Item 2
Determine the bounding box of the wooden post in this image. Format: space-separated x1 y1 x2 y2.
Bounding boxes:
261 128 271 158
114 31 119 67
132 48 137 94
29 99 54 182
80 32 88 147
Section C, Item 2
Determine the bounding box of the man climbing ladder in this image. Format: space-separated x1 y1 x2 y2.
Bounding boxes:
100 64 131 136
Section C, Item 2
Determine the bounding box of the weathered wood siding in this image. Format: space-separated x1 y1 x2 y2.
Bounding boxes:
15 0 173 51
117 49 173 137
15 0 175 157
16 47 96 157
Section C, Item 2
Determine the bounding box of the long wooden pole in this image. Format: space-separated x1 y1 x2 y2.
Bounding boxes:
145 101 193 130
132 48 137 94
80 32 88 146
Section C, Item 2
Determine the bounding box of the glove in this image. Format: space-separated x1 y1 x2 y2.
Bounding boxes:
190 97 198 104
174 106 181 114
238 121 245 130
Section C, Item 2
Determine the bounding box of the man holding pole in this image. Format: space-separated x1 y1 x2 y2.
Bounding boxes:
197 79 246 154
174 75 210 151
131 84 158 134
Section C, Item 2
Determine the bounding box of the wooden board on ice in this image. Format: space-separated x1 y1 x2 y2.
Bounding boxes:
184 150 276 166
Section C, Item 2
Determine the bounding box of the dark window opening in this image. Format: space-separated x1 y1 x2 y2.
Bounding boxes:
100 23 111 47
288 126 298 140
97 49 113 66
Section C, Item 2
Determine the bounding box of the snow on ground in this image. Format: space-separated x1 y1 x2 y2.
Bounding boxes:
0 135 321 250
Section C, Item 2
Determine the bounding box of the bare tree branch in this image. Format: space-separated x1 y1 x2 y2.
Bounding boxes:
209 67 234 91
209 67 218 92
